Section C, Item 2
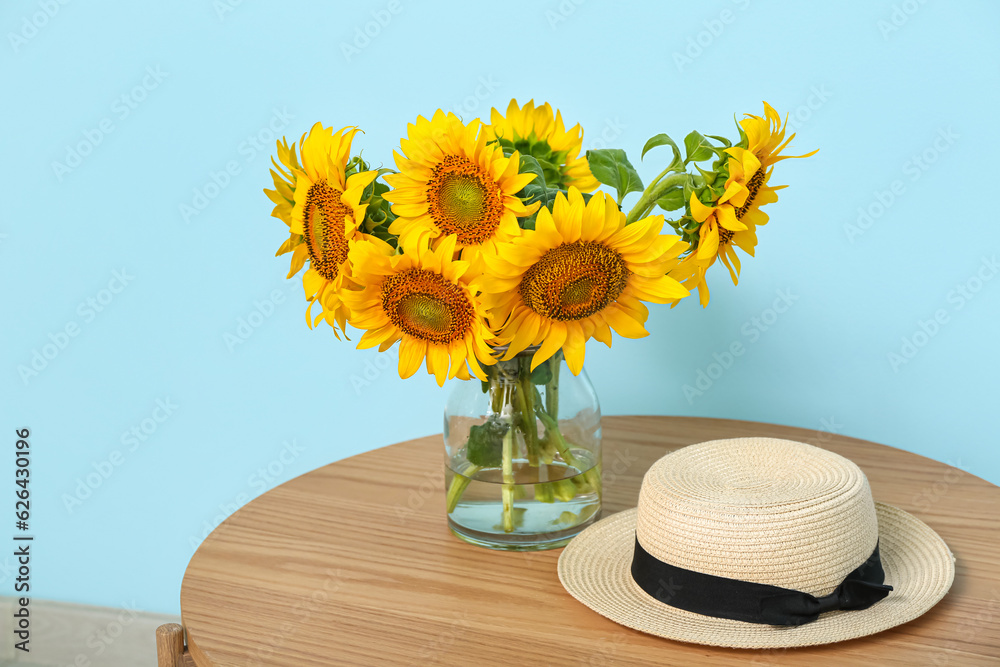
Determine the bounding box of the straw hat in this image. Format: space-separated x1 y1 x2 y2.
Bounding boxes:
558 437 955 649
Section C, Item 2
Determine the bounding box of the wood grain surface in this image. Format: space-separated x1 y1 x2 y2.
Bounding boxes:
180 416 1000 666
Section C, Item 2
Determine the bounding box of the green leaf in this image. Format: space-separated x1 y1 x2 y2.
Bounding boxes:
518 154 546 189
655 188 686 212
518 154 549 220
585 148 644 203
695 164 717 186
683 131 715 164
522 183 555 204
706 134 732 148
530 361 553 385
533 155 562 183
641 133 682 165
735 122 749 148
466 420 508 468
682 179 695 208
522 185 593 210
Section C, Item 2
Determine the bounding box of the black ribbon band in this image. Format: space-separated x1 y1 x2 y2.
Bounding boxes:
630 537 892 626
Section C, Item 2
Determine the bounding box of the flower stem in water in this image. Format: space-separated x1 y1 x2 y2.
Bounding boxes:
501 425 515 532
516 357 540 467
446 463 481 514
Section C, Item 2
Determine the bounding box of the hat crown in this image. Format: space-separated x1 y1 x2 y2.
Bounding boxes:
635 438 879 596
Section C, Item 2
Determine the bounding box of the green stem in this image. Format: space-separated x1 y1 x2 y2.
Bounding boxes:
489 367 504 414
516 358 539 467
447 372 511 517
646 163 676 191
501 425 515 533
534 403 579 469
534 391 602 500
534 481 555 503
625 172 689 224
445 463 480 513
545 352 560 423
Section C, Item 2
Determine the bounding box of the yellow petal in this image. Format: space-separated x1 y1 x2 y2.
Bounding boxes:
302 268 326 299
629 275 690 303
696 225 720 260
398 337 426 379
717 205 746 232
531 322 567 371
503 309 541 359
590 315 613 347
602 305 649 339
286 245 308 278
689 194 714 223
448 342 468 380
562 323 587 375
605 215 656 249
465 340 489 380
356 324 395 350
427 345 450 386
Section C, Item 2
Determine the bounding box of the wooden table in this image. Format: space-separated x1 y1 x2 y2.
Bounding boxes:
179 416 1000 666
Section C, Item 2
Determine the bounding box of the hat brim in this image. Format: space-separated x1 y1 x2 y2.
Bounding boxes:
558 503 955 649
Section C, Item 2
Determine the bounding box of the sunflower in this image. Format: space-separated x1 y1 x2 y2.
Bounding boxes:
271 123 378 338
480 188 689 374
483 99 599 192
265 137 305 269
668 196 757 307
265 137 300 229
668 104 817 306
383 111 537 266
341 234 495 386
727 102 818 229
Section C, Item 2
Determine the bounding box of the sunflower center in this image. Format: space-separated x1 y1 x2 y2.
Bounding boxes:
303 180 353 281
719 227 735 246
427 155 503 246
736 168 766 220
381 268 474 344
518 241 629 321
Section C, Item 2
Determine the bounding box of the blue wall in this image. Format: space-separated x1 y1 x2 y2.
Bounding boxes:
2 0 997 615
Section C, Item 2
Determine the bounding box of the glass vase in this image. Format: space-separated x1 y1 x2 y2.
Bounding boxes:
443 347 602 550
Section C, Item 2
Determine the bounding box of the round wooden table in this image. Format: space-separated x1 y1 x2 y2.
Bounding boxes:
180 416 1000 666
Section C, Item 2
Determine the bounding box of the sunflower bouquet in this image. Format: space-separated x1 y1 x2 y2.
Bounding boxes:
264 100 814 546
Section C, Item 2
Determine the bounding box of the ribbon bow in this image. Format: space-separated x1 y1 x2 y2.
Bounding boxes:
758 577 893 626
631 538 893 626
